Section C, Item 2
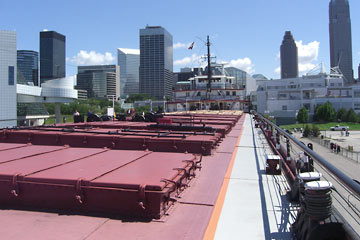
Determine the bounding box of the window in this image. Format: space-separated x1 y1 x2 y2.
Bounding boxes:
8 66 14 85
282 105 287 110
278 93 287 99
197 92 201 96
226 91 230 96
354 103 360 110
303 104 310 110
232 91 236 96
354 91 360 97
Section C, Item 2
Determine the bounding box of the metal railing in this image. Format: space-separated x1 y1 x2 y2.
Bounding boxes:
254 111 360 237
253 111 360 200
309 137 360 164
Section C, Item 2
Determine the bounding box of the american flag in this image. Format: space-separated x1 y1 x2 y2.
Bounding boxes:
188 42 195 50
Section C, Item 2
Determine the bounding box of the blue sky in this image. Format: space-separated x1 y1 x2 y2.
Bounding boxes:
1 0 359 79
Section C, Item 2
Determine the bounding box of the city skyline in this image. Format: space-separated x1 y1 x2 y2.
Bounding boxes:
1 0 360 80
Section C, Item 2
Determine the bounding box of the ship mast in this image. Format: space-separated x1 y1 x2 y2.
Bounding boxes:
206 35 211 100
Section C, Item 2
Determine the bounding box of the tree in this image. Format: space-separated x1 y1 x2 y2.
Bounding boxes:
314 102 336 122
303 125 311 137
336 107 347 122
346 108 359 123
126 94 154 103
312 125 320 137
297 107 309 124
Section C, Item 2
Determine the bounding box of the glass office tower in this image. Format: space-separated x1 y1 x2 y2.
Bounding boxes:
329 0 353 84
139 26 173 99
40 31 65 85
0 31 17 128
76 65 120 100
17 50 39 86
117 48 140 97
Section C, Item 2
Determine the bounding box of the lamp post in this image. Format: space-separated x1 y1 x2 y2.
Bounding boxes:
163 96 166 113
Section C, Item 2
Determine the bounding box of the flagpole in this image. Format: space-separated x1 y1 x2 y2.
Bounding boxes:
206 35 212 100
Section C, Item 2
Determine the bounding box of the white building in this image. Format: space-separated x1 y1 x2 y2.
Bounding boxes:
167 64 250 112
252 68 360 124
117 48 140 97
0 31 17 128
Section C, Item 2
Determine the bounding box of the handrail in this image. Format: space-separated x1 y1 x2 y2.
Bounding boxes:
253 111 360 199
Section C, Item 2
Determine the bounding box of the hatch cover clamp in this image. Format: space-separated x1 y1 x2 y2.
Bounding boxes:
75 178 85 204
138 184 147 210
11 173 22 197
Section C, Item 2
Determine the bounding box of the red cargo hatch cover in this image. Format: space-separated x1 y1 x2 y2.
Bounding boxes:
91 152 197 191
0 145 66 164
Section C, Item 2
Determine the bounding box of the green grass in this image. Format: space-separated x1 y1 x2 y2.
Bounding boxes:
280 122 360 131
44 115 74 125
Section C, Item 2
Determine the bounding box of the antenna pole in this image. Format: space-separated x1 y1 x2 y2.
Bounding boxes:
207 35 211 100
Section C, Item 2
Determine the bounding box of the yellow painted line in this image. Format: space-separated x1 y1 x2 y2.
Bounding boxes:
203 115 246 240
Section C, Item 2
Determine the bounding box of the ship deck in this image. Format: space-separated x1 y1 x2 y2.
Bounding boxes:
0 114 297 239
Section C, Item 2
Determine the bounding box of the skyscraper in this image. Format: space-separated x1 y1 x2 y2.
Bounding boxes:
76 65 120 100
0 31 17 128
117 48 140 97
329 0 353 84
17 50 39 86
139 26 173 99
40 31 65 85
280 31 298 79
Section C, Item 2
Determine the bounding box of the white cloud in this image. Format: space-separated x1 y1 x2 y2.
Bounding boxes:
68 50 115 66
173 42 191 49
274 40 320 76
274 67 280 74
175 55 255 74
299 63 317 73
42 29 48 32
227 58 255 74
296 40 319 63
174 54 201 66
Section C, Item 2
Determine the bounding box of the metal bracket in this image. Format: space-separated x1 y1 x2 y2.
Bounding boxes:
173 168 189 189
173 140 178 150
161 178 178 197
27 133 33 142
182 160 197 178
11 173 22 197
195 155 203 170
142 139 147 148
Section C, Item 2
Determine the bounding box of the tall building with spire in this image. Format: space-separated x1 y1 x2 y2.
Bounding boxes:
280 31 298 79
329 0 353 84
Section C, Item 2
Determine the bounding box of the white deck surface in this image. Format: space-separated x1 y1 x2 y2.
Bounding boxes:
214 114 297 239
